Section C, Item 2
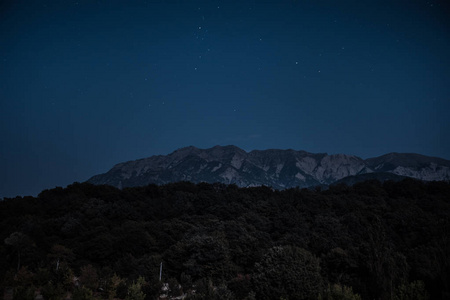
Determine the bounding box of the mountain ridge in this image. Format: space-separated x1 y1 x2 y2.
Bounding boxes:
87 145 450 189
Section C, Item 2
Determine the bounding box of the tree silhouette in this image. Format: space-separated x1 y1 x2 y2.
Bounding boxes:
4 232 31 272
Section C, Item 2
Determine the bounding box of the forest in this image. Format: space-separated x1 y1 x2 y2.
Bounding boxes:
1 179 449 300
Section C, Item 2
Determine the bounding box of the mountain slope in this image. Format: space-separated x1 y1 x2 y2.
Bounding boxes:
366 152 450 181
87 146 450 189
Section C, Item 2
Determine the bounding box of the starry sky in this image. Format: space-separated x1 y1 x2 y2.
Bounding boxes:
1 0 450 198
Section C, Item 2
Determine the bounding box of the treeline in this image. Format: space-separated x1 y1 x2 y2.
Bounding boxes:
1 179 449 300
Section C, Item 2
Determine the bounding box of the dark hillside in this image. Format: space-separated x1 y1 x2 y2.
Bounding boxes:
1 179 449 299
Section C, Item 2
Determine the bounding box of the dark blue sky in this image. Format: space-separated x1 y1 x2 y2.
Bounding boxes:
1 0 449 198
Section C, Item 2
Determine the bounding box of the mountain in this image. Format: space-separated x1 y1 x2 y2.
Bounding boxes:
87 146 450 189
365 152 450 181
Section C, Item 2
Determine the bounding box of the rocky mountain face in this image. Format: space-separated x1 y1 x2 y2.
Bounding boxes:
87 145 450 189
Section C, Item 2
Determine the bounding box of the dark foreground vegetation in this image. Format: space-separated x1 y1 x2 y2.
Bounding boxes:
1 179 449 300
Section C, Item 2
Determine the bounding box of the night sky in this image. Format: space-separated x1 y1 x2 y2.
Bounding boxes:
1 0 450 198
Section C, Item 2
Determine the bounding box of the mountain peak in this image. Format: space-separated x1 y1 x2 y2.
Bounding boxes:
367 152 450 169
208 145 246 153
87 146 450 189
171 145 199 153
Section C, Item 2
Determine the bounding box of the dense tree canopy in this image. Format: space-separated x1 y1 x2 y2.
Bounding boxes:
0 179 449 299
